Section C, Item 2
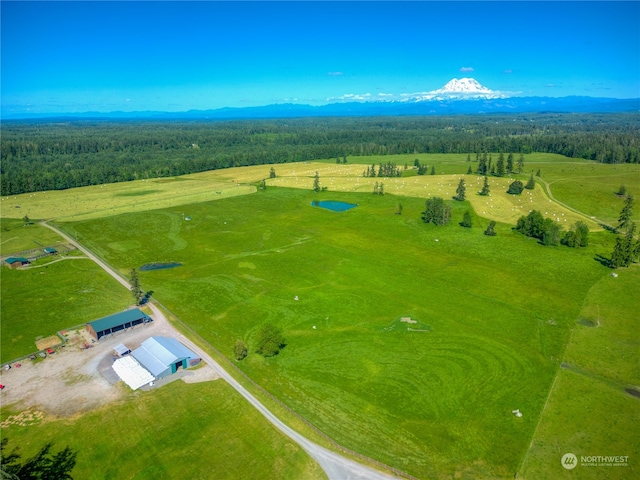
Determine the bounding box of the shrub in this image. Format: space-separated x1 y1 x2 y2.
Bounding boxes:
507 180 524 195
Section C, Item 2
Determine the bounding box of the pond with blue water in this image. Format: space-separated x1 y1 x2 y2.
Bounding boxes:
311 200 358 212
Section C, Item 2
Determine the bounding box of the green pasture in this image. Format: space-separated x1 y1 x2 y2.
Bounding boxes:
0 258 133 363
60 187 618 478
521 156 640 226
1 380 324 480
518 266 640 479
1 154 637 479
0 219 68 256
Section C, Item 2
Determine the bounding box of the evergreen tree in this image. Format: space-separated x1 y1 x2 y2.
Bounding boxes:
1 438 77 480
507 180 525 195
430 165 436 175
417 164 427 175
313 171 321 192
414 158 420 167
22 215 30 225
477 155 487 175
130 268 144 305
396 203 403 215
454 178 466 201
479 176 490 196
517 153 525 173
343 155 347 164
506 153 514 174
617 194 634 232
536 169 541 177
610 236 627 268
422 197 451 225
269 167 276 178
525 174 536 190
496 153 505 177
467 165 473 174
616 185 627 196
484 221 497 236
461 210 473 228
467 153 471 162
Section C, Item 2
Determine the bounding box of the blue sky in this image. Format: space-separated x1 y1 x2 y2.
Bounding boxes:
2 1 639 115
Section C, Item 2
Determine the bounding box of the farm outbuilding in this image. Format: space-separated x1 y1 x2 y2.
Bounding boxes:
86 308 152 341
131 336 201 379
5 257 30 269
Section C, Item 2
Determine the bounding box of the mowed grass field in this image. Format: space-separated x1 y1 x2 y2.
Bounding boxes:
2 153 638 479
520 266 640 479
0 380 325 480
0 220 134 363
61 185 621 478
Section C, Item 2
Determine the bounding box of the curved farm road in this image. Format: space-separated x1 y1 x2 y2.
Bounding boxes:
537 177 613 229
41 222 399 480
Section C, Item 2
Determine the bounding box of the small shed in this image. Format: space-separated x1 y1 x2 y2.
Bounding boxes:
113 343 131 357
44 247 57 255
5 257 30 269
86 308 152 341
132 336 200 379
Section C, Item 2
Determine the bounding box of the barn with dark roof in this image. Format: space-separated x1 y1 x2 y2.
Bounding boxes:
86 308 152 341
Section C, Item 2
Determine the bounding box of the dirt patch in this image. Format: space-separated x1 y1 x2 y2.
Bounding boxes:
0 310 218 419
35 335 62 351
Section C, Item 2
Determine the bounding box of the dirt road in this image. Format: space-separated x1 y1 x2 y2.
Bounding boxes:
38 222 400 480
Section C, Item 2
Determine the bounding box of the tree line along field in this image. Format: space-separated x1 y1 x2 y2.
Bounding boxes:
2 113 639 196
1 153 638 479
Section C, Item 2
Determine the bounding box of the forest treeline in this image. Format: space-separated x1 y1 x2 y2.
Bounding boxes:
1 113 639 196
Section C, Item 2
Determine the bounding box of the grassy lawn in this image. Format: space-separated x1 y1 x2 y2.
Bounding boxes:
61 186 616 478
1 380 325 480
0 258 134 363
0 218 69 256
2 153 637 479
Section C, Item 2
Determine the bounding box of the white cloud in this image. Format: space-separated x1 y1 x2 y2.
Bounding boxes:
460 67 474 73
328 71 344 76
326 93 372 102
503 69 513 74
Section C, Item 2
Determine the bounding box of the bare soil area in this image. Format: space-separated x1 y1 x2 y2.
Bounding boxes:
0 310 219 418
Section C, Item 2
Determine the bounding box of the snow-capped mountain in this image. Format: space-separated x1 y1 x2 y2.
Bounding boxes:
402 78 507 101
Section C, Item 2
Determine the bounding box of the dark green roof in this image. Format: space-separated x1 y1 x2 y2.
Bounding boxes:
88 308 150 332
5 257 29 264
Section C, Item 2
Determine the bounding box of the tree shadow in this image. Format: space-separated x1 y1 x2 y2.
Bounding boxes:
140 291 154 304
594 254 612 268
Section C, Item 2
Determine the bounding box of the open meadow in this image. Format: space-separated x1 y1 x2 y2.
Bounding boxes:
0 379 324 480
1 153 638 479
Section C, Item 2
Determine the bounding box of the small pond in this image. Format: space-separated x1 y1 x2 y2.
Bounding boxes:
139 262 183 271
311 200 358 212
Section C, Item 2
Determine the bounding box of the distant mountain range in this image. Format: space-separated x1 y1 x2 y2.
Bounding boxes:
4 78 639 120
